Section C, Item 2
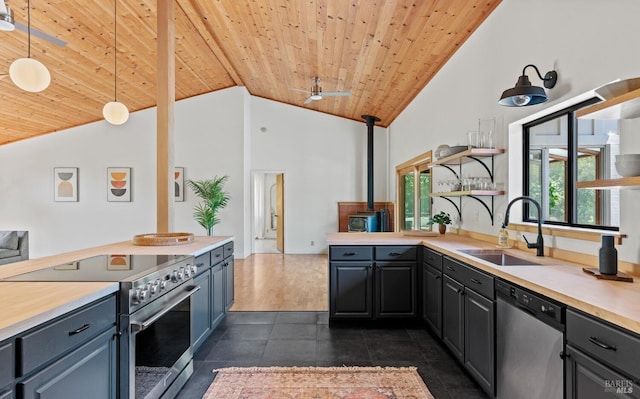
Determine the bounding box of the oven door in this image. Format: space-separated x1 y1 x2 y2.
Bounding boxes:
124 283 200 399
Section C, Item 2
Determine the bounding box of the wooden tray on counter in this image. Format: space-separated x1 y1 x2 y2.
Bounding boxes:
582 267 634 283
133 232 194 246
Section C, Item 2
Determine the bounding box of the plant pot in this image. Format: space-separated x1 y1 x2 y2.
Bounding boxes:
438 224 446 234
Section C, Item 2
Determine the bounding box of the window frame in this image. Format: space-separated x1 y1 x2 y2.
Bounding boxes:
396 150 432 232
522 97 619 231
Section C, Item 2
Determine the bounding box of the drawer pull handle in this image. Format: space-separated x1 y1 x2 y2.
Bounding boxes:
446 266 455 272
196 263 205 267
214 253 221 258
588 336 617 351
68 324 91 336
343 252 356 256
389 252 401 256
435 275 441 280
470 278 482 285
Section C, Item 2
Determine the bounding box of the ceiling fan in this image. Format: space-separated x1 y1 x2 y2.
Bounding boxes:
0 0 67 46
292 77 351 104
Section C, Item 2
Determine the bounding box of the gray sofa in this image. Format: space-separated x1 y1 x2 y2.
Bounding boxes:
0 231 29 265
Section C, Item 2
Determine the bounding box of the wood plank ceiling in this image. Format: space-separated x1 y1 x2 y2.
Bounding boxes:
0 0 501 146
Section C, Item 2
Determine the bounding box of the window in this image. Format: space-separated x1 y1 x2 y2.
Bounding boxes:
524 98 620 230
397 151 432 231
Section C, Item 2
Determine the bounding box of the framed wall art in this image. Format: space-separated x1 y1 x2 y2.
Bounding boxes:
54 167 78 202
107 167 131 202
175 167 185 202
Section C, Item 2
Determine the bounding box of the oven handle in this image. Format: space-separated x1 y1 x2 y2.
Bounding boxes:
131 285 200 332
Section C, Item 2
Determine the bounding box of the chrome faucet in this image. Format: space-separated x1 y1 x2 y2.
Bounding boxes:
502 196 544 256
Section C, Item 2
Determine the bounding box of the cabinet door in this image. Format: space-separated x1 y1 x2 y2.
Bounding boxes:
464 288 495 396
191 269 211 351
211 265 225 329
442 275 464 362
224 258 235 310
330 262 373 318
423 264 442 338
376 261 417 318
566 345 640 399
19 327 116 399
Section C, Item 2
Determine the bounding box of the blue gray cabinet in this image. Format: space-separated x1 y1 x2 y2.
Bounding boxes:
191 268 212 351
223 242 235 311
211 262 225 328
422 248 443 338
18 327 116 399
566 309 640 398
441 256 495 397
329 245 418 321
13 295 117 399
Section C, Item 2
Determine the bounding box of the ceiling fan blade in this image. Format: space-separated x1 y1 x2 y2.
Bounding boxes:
290 87 309 93
14 21 67 47
303 97 313 104
321 91 352 97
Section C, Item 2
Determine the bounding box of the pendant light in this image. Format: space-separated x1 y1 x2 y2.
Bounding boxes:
103 0 129 125
9 0 50 92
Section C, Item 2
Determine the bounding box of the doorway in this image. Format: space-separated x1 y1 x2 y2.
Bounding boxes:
252 171 284 254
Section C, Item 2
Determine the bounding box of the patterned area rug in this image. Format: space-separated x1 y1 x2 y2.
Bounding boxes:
203 366 434 399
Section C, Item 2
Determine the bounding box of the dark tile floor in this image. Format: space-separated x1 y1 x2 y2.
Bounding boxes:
176 311 489 399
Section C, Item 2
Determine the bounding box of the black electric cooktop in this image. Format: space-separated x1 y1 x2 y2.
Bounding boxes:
3 254 190 282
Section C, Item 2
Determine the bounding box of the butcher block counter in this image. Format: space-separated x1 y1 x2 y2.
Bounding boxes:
327 232 640 334
0 236 232 341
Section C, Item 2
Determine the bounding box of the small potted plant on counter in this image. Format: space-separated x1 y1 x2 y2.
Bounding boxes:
431 211 452 234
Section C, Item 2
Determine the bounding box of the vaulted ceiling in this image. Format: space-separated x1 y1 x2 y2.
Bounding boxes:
0 0 501 146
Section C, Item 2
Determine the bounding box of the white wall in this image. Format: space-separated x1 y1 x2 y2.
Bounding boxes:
250 97 388 254
0 86 389 258
1 87 249 258
389 0 640 262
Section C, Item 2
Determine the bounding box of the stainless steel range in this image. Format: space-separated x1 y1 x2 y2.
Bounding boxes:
6 254 200 399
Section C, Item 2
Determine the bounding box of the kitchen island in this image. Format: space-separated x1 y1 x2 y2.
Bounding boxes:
0 235 232 399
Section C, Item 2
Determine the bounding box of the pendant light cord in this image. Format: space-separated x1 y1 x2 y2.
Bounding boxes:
27 0 31 58
113 0 118 101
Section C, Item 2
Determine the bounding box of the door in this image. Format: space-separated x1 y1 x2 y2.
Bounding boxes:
191 269 211 351
330 262 373 318
376 261 417 318
276 173 284 253
442 275 464 362
423 264 443 337
465 288 495 396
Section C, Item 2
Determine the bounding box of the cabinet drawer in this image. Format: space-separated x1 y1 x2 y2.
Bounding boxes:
329 246 373 261
194 252 210 276
375 246 416 261
17 295 116 376
0 341 13 388
210 247 225 265
567 309 640 379
443 257 494 299
423 247 443 270
223 242 234 259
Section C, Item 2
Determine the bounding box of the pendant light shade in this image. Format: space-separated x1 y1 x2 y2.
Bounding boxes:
104 0 128 125
499 64 558 107
9 57 50 92
9 0 50 92
103 101 129 125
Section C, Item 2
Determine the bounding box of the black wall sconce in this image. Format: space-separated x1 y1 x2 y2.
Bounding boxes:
498 64 558 106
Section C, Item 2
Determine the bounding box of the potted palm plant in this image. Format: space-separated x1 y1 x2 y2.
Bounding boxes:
187 175 231 236
431 211 452 234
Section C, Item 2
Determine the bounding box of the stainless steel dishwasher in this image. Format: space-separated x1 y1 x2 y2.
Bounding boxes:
496 279 565 399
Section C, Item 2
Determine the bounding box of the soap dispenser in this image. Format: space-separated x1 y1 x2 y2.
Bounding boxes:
599 235 618 275
498 227 509 248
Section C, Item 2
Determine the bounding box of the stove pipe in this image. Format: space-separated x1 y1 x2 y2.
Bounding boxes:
361 114 381 211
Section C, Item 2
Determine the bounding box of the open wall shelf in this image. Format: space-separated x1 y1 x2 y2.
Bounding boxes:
576 177 640 189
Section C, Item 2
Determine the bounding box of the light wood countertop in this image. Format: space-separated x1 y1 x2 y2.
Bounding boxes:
327 232 640 335
0 236 232 341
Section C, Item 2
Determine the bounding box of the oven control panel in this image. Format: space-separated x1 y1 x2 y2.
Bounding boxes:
127 257 197 309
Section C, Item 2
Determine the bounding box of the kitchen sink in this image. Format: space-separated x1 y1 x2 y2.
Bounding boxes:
458 249 542 266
